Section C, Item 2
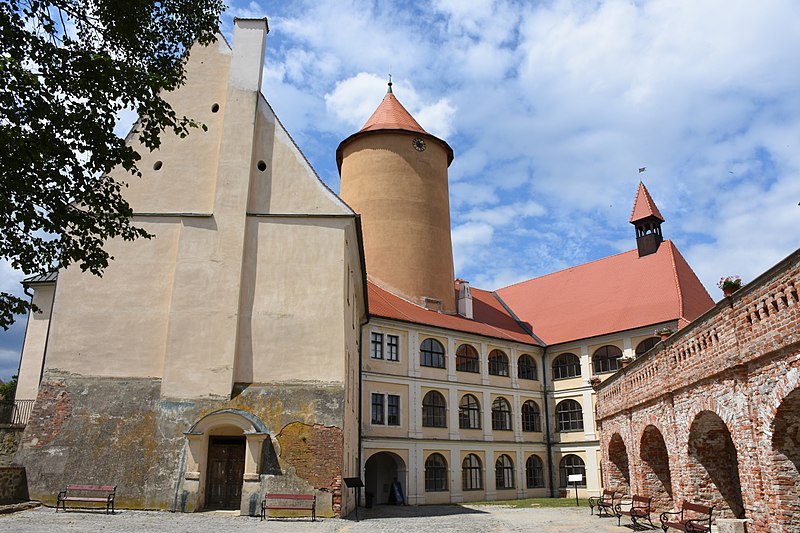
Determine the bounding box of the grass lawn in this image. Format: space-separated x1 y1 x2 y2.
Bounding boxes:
461 497 591 508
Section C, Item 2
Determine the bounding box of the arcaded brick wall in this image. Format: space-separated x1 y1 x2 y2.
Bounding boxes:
597 249 800 532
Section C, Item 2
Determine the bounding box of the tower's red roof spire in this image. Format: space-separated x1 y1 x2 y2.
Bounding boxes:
630 181 665 223
358 81 427 135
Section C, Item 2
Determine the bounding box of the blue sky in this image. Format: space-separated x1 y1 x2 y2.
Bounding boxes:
2 0 800 381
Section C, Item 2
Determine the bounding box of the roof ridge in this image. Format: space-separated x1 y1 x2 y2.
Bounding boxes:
664 241 686 321
497 248 638 292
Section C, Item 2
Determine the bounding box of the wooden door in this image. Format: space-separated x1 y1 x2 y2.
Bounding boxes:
205 436 246 510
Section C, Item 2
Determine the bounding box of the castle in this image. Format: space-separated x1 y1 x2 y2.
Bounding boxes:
11 18 798 529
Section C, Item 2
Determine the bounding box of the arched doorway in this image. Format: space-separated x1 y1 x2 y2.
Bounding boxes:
364 451 407 505
182 409 270 513
639 425 674 511
771 387 800 530
205 435 246 509
687 411 744 518
607 433 630 493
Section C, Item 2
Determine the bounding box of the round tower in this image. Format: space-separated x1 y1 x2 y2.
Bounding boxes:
336 83 456 313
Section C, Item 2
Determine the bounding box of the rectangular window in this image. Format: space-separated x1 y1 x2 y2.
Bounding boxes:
387 394 400 426
370 332 384 359
387 335 399 361
371 393 384 424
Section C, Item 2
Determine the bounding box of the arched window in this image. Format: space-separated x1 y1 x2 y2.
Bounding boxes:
556 399 584 432
495 454 515 489
635 337 659 356
488 349 509 376
518 354 537 380
422 390 447 427
552 353 581 379
420 338 445 368
592 345 622 373
456 344 479 373
459 394 481 429
491 397 512 431
425 453 448 492
462 453 483 491
559 454 586 487
521 400 541 432
526 455 545 488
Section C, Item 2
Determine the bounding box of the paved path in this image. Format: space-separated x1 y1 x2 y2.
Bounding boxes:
1 504 632 533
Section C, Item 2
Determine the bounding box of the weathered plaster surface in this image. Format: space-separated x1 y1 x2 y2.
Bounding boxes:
15 374 345 515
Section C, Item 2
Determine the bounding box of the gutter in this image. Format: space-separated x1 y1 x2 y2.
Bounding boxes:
490 292 555 497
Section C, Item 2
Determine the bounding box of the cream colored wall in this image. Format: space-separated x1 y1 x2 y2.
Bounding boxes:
32 19 363 401
119 38 231 214
248 97 345 215
362 381 408 439
44 219 181 378
15 284 55 401
234 217 350 383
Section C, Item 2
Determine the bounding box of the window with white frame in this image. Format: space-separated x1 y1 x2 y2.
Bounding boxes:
526 455 545 488
387 334 399 361
495 454 515 489
462 454 483 490
371 393 401 426
556 399 584 432
387 394 400 426
459 394 481 429
371 393 384 424
370 332 400 362
370 332 384 359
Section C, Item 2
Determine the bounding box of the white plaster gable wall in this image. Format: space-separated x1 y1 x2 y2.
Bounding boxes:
119 36 231 215
247 95 352 215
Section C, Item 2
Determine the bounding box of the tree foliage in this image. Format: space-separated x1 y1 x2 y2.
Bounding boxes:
0 0 224 329
0 376 17 402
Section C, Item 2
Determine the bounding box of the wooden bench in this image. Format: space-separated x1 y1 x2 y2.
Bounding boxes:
588 489 619 517
261 493 316 521
56 484 116 514
615 495 654 529
660 501 713 532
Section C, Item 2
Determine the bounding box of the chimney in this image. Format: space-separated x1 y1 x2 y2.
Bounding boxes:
456 279 473 319
230 18 269 92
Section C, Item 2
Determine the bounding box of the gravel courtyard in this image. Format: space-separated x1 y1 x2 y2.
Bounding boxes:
1 504 632 533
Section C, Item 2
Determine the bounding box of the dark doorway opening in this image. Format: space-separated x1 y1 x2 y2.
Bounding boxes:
205 436 246 510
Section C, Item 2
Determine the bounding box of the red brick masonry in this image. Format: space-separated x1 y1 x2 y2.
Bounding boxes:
596 248 800 533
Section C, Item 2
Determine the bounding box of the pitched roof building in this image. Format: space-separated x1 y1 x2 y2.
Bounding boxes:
12 17 731 518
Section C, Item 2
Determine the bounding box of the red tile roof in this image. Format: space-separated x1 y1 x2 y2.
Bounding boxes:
630 182 665 223
358 91 427 134
496 241 713 345
368 281 539 346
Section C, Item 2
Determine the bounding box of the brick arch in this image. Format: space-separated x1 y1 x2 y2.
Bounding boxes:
761 365 800 425
687 410 745 518
638 424 675 512
769 385 800 530
606 433 631 493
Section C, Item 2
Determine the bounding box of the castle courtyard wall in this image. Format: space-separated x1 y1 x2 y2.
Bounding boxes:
597 248 800 532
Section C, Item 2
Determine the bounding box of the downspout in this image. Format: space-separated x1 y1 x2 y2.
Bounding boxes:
541 347 556 497
489 292 555 497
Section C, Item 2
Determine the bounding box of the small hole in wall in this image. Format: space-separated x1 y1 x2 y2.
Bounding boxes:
257 160 267 172
211 103 219 113
153 161 163 171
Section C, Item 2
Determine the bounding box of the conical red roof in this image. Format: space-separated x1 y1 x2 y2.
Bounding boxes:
358 89 427 134
630 182 665 223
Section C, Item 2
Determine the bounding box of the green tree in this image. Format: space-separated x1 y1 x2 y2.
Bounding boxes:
0 376 17 402
0 0 224 329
